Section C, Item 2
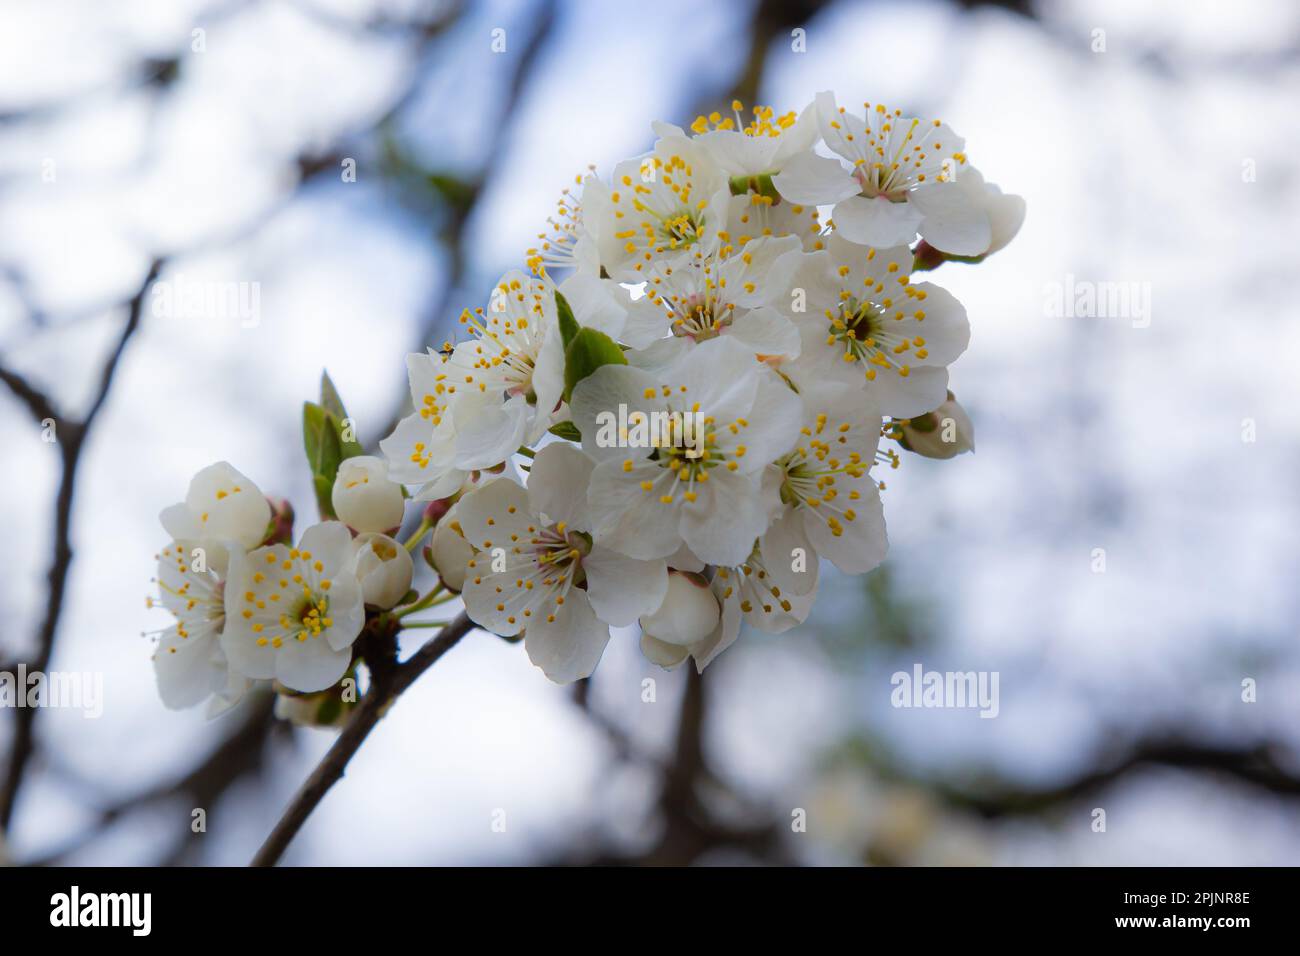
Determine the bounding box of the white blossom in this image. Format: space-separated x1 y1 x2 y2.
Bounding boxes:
774 91 990 255
641 526 818 672
220 521 366 693
570 336 801 566
150 540 249 715
332 456 405 533
682 101 818 182
638 570 720 647
583 132 731 281
158 461 270 570
456 444 668 683
350 532 414 609
764 381 890 589
621 234 805 362
779 235 969 417
898 391 975 459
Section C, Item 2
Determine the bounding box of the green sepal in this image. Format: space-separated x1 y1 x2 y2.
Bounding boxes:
555 289 580 349
548 420 582 442
728 172 779 199
562 328 627 403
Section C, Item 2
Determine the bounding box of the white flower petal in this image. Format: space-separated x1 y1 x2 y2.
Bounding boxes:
183 462 270 550
587 459 683 559
273 636 353 694
773 150 860 205
832 195 924 248
689 588 743 672
759 506 819 596
571 363 660 463
640 632 690 668
154 626 224 710
452 392 531 471
159 502 200 542
454 476 532 551
801 476 888 576
872 364 950 418
584 544 667 627
526 442 595 530
524 589 610 683
726 306 801 359
911 181 992 256
679 470 768 566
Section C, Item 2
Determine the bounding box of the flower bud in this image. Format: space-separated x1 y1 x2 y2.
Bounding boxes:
429 515 473 593
639 570 720 647
264 497 295 546
422 496 454 526
350 532 414 609
332 456 404 533
274 688 354 728
897 392 974 459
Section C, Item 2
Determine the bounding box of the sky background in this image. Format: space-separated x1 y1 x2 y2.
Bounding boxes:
1 0 1299 865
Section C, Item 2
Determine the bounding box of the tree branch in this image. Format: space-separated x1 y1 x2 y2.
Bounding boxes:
929 737 1300 819
0 366 59 423
0 257 163 834
250 611 476 866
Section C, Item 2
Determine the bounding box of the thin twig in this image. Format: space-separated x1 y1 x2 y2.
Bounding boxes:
0 366 59 423
0 258 164 834
250 611 476 866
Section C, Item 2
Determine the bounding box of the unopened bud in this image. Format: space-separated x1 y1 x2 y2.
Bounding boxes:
350 533 414 609
897 392 974 459
263 498 295 546
639 570 720 647
423 498 451 525
429 515 473 593
332 456 405 533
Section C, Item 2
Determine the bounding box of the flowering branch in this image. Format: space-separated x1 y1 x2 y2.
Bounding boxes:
146 73 1025 862
250 610 476 867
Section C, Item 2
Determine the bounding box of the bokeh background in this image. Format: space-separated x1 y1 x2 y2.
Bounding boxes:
2 0 1299 865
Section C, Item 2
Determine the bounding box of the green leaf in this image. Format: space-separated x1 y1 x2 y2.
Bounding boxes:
320 371 365 459
320 370 347 420
562 328 627 403
548 420 582 442
555 290 580 350
303 401 344 519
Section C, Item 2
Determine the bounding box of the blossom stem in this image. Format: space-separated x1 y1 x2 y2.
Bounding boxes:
394 584 449 618
250 610 476 867
402 517 433 552
397 619 453 629
516 445 537 459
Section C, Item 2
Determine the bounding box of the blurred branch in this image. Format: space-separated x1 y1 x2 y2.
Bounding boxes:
0 366 59 424
0 3 473 854
250 611 476 867
929 736 1300 819
0 257 164 836
26 690 282 866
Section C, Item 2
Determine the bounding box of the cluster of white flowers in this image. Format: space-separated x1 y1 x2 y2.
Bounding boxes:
147 92 1022 714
